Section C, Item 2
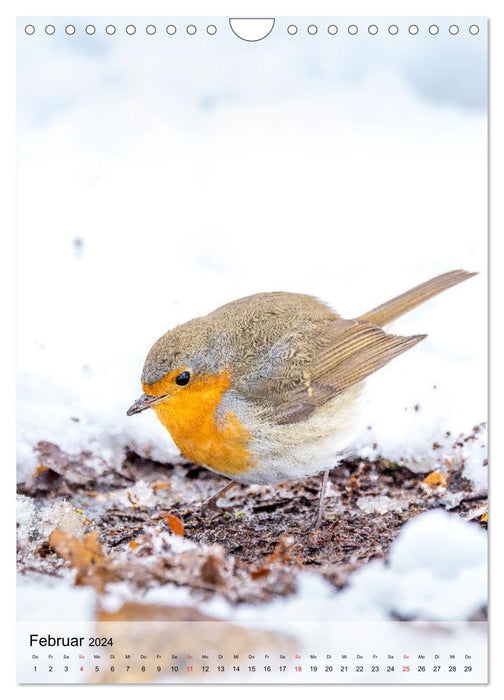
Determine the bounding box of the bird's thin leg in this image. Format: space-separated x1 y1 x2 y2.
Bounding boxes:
201 480 238 514
312 470 329 529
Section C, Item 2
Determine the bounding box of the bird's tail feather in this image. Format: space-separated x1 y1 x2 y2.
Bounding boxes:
357 270 477 328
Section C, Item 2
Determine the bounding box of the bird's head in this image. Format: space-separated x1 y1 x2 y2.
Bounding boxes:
126 318 230 417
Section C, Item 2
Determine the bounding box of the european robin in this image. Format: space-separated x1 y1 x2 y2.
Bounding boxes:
127 270 475 526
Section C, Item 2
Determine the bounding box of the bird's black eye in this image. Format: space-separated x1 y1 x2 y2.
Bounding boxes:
175 371 191 386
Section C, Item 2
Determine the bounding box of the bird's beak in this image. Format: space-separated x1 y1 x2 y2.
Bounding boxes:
126 393 167 416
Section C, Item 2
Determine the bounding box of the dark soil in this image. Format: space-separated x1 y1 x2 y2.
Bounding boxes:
17 437 487 606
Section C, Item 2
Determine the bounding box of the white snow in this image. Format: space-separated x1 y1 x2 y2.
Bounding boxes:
389 509 486 576
38 500 88 538
356 495 408 515
16 495 36 547
114 479 159 509
349 510 487 621
17 495 89 566
17 574 96 623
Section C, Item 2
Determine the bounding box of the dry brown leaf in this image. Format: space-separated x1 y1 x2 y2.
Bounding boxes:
249 536 295 578
265 536 294 565
158 512 185 536
249 566 271 580
422 471 448 489
35 465 49 474
48 529 119 592
152 481 171 492
348 473 360 495
24 464 63 495
200 553 225 586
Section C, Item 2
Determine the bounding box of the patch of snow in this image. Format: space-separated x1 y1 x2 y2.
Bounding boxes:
17 495 88 543
348 510 487 622
100 580 198 615
39 500 88 538
17 574 97 622
16 495 36 546
389 509 486 577
460 424 488 490
356 495 408 514
114 479 158 509
149 527 198 555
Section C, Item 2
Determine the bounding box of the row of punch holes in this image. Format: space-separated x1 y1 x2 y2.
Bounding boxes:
24 23 481 37
25 24 215 36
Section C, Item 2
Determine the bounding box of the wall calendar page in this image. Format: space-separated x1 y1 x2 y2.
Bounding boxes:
16 13 488 685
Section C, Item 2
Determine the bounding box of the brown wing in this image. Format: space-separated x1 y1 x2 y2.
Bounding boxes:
273 318 425 425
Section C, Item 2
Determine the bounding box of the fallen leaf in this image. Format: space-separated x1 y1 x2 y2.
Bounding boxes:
266 536 294 565
35 441 100 485
422 471 448 489
48 529 119 592
480 512 488 523
200 553 225 585
158 512 185 536
24 464 63 495
249 536 295 578
348 473 360 494
249 566 271 580
152 481 171 492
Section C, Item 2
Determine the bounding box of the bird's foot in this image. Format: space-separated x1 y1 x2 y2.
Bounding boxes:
200 481 238 516
310 469 329 530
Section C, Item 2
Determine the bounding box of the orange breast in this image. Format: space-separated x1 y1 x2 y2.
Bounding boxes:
143 371 254 476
